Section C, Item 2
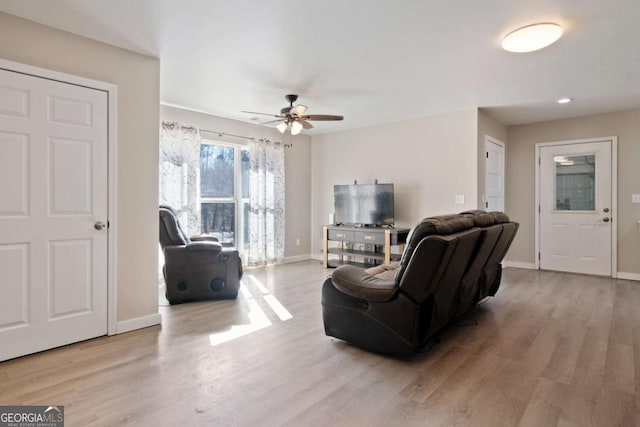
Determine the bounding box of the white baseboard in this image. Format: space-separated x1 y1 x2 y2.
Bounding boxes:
281 254 312 264
616 272 640 282
116 313 162 334
310 253 324 262
503 261 537 270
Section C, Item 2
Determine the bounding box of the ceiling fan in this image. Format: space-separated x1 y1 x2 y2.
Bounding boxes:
242 94 344 135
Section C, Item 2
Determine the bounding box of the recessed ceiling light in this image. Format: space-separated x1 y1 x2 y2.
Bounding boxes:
557 97 573 104
502 23 563 53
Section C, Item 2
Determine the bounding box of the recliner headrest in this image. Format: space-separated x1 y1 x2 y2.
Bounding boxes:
460 210 495 227
489 211 510 224
159 205 190 247
416 215 475 236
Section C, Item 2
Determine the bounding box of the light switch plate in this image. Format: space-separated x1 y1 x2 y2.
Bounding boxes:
633 194 640 203
455 195 465 205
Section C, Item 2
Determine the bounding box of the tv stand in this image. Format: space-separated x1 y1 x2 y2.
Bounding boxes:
322 225 410 268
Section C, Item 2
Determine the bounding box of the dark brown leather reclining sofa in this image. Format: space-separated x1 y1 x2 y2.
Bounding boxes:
321 210 519 355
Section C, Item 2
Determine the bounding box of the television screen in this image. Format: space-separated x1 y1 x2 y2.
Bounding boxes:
334 184 394 226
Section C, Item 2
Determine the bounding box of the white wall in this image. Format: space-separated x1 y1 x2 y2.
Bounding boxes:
506 108 640 276
0 12 160 323
160 105 312 259
310 109 478 256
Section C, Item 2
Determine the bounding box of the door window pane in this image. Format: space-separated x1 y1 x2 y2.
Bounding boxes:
201 202 235 245
555 154 595 211
200 145 234 198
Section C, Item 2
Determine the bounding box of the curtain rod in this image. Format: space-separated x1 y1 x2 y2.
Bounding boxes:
161 122 292 148
199 128 292 148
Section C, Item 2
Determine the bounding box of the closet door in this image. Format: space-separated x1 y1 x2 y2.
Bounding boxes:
0 68 108 361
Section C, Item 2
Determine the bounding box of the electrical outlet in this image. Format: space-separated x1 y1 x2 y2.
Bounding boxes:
455 195 465 205
632 194 640 203
296 238 301 246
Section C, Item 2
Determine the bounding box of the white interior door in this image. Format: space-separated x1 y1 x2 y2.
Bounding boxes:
485 137 505 211
539 140 612 276
0 68 108 361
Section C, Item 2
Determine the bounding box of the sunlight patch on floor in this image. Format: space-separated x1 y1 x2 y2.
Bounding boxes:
263 294 293 321
208 274 292 347
245 273 270 294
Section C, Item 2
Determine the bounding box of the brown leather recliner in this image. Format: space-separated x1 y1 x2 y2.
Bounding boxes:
321 211 518 355
159 205 243 304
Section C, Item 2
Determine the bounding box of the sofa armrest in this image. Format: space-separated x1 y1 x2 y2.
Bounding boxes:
190 235 219 242
185 241 223 252
331 265 398 302
214 247 243 279
190 235 236 248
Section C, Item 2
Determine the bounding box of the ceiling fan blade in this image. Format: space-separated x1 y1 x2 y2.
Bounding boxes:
300 120 314 129
302 114 344 121
241 110 282 118
292 104 308 116
260 119 284 126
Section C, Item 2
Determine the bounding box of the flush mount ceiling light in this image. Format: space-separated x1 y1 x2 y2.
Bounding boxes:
557 97 573 104
501 23 563 53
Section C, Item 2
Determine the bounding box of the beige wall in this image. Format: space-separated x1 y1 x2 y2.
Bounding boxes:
160 105 312 258
311 109 478 256
506 108 640 275
0 13 161 322
477 109 508 209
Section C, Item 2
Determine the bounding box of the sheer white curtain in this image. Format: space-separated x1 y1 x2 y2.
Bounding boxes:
248 139 285 266
159 122 201 235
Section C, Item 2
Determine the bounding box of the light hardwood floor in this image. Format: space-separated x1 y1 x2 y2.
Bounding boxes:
1 261 639 426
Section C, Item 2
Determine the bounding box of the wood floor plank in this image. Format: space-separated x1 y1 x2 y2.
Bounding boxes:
517 377 569 427
400 345 475 402
0 262 638 426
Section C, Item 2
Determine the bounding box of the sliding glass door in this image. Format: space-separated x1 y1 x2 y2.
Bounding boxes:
200 141 249 252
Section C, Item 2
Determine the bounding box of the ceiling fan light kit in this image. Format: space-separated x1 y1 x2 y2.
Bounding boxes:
501 23 563 53
276 122 288 133
242 94 344 135
290 121 303 135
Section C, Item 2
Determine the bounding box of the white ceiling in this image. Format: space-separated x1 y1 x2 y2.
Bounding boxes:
2 0 640 134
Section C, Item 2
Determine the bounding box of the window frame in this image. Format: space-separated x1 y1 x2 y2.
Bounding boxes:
199 139 250 254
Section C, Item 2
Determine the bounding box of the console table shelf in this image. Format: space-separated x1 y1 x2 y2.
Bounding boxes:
323 225 410 268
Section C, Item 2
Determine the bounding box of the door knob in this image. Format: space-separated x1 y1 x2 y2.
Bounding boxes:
95 221 106 230
602 217 610 223
603 208 610 213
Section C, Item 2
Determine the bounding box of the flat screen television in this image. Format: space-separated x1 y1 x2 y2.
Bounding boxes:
334 183 394 226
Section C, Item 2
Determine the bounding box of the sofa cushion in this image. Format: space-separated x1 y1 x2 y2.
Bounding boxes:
364 261 400 276
331 265 398 302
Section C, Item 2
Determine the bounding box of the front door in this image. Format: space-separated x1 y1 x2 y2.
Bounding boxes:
0 68 108 361
539 139 613 276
